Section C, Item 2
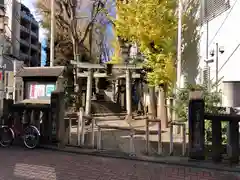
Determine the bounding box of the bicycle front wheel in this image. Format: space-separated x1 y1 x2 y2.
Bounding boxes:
0 126 14 147
23 125 40 149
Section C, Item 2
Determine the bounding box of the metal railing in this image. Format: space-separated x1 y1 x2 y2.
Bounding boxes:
66 110 187 157
169 122 186 156
96 124 135 155
145 118 162 155
66 109 135 155
66 108 85 146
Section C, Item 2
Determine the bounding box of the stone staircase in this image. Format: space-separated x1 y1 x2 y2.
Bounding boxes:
91 100 123 114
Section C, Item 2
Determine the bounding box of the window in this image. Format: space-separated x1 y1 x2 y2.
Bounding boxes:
201 0 230 24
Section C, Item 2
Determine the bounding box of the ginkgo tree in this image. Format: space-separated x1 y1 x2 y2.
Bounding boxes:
115 0 178 88
115 0 178 118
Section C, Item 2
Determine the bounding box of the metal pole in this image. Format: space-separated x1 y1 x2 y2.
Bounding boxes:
68 117 72 144
80 108 85 145
50 0 55 67
169 124 174 155
216 43 219 92
205 0 210 91
145 119 149 154
176 0 182 89
206 21 209 60
157 122 162 155
0 28 4 116
13 60 16 102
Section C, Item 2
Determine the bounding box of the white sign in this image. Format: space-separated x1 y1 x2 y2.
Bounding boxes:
0 64 6 69
29 84 46 99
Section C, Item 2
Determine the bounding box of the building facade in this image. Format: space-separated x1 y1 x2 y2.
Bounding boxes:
5 1 41 66
197 0 239 107
0 0 41 101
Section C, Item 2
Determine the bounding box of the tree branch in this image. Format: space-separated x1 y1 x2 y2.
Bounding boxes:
80 0 104 44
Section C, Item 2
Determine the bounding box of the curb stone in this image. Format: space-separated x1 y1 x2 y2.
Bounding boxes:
39 145 240 174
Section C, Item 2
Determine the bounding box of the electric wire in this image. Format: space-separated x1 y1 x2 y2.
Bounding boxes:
218 43 240 73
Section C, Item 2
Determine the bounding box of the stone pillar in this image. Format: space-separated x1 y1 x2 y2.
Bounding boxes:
167 97 174 122
56 76 65 91
85 69 93 116
126 69 132 116
188 91 205 160
120 79 125 109
50 91 65 147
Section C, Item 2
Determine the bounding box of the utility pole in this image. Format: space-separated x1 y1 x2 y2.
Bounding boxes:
0 33 4 115
215 43 219 92
176 0 182 89
50 0 55 67
0 7 5 116
13 59 16 102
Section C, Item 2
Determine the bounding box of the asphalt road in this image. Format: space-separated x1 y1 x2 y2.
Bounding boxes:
0 147 239 180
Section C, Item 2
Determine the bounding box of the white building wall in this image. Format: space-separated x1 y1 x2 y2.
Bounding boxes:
199 0 240 84
5 0 21 57
197 0 240 106
5 0 13 39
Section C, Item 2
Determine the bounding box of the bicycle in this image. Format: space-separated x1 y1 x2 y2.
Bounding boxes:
0 110 40 149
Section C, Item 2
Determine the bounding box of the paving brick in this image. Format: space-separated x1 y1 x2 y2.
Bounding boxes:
0 147 239 180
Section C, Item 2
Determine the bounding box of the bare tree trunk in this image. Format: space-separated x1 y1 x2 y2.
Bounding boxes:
149 86 157 118
72 36 83 109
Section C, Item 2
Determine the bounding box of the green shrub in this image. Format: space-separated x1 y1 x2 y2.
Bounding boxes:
174 84 227 144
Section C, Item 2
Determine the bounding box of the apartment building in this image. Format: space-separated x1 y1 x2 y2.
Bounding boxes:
3 0 40 67
19 3 41 67
1 0 41 101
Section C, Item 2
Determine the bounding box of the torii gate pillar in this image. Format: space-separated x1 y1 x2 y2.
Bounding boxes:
85 69 93 115
126 69 132 117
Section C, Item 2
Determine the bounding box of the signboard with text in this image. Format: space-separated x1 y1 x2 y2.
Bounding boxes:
29 83 56 99
46 84 55 97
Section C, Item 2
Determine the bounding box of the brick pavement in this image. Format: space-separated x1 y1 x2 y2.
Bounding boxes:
0 147 239 180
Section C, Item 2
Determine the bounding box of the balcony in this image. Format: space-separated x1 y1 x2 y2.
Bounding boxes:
19 52 29 61
20 11 31 22
30 30 38 38
20 25 30 34
31 18 38 26
31 44 39 51
20 39 30 47
21 10 39 26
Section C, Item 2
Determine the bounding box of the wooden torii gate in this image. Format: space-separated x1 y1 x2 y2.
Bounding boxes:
71 61 142 118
